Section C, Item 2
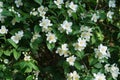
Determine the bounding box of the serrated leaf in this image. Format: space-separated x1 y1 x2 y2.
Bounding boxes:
13 49 21 60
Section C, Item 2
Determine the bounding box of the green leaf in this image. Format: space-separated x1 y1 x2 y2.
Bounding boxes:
13 49 21 60
47 43 55 51
91 68 98 73
99 10 106 20
34 25 41 33
74 61 81 70
34 0 42 5
0 49 3 57
28 62 39 70
30 41 39 50
96 32 104 41
4 50 12 56
91 35 96 44
117 33 120 39
75 51 84 59
72 13 78 20
25 67 32 73
94 63 103 68
89 56 98 66
1 9 12 16
7 39 18 49
26 75 33 80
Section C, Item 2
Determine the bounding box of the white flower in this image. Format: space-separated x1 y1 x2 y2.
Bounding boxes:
98 44 108 55
67 71 80 80
81 31 92 42
73 38 87 51
4 59 9 64
46 32 57 43
109 0 116 8
67 9 74 17
37 6 48 17
78 38 87 47
110 64 120 79
54 0 64 8
0 14 5 23
24 55 31 61
11 30 24 44
67 72 73 80
39 18 53 32
80 26 93 42
15 0 23 8
105 63 120 79
0 1 3 7
0 25 8 34
37 6 44 12
107 11 114 19
31 32 41 42
104 64 110 72
30 10 38 16
93 72 106 80
80 26 92 33
69 2 78 12
0 8 3 13
59 20 72 34
91 13 99 22
56 44 70 57
94 44 110 60
66 55 76 66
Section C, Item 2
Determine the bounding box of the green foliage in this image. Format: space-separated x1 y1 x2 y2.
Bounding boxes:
0 0 120 80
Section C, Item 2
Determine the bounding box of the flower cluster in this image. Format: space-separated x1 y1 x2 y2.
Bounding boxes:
54 0 64 9
15 0 23 8
39 17 53 33
94 44 110 62
66 1 78 16
105 64 120 79
11 30 24 44
67 71 80 80
80 26 92 42
73 37 87 51
58 20 72 34
56 44 70 57
93 72 106 80
30 6 48 18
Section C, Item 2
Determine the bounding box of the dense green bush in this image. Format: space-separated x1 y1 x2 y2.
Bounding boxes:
0 0 120 80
